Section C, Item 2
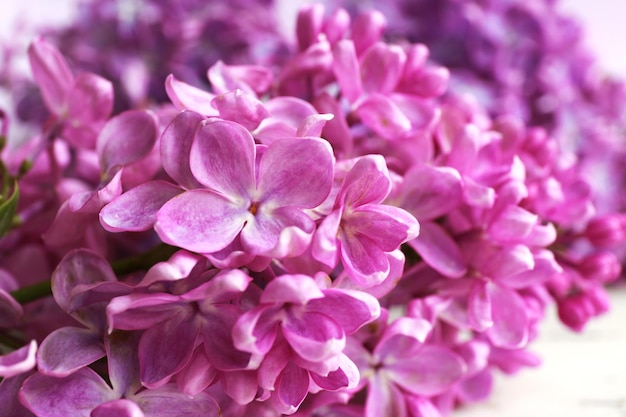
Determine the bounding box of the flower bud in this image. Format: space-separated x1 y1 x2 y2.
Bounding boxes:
585 213 626 248
577 251 622 284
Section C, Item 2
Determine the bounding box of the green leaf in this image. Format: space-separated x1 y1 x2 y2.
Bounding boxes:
0 181 19 238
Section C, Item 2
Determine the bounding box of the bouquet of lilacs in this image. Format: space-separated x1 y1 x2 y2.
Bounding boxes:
0 3 624 417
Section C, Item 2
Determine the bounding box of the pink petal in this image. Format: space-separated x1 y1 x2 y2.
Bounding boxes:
387 345 465 396
310 353 359 391
232 305 281 356
106 293 184 332
257 137 333 208
100 181 183 232
487 205 538 242
282 310 345 362
346 205 419 251
296 3 324 51
96 110 158 177
20 368 115 417
359 43 405 94
133 385 220 417
37 327 104 377
408 221 467 278
207 61 272 96
155 190 248 254
176 348 217 396
261 274 324 305
338 154 391 207
487 284 529 349
365 373 407 417
0 340 37 378
354 93 411 140
400 165 463 221
189 119 255 197
295 113 334 138
308 289 380 334
92 399 144 417
220 370 258 405
27 37 74 115
164 74 217 116
160 110 204 189
374 317 431 361
212 89 269 131
312 209 342 269
351 10 387 55
332 40 363 103
468 281 493 331
200 306 252 371
275 362 310 411
340 231 390 286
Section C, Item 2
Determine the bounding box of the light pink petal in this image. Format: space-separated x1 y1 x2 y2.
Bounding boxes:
92 399 144 417
212 89 269 131
365 373 407 417
133 385 220 417
332 40 363 103
155 190 248 254
183 269 251 304
351 10 387 55
207 61 272 96
310 353 359 391
282 310 345 362
100 181 182 232
400 165 463 221
0 340 37 378
27 37 74 115
354 93 411 140
391 93 440 132
487 284 529 349
96 110 158 177
339 154 390 207
63 72 113 149
374 317 431 361
480 244 535 281
68 170 123 214
360 43 405 94
37 327 104 377
139 314 199 388
275 362 310 412
164 74 217 116
240 210 288 255
20 368 115 417
189 119 255 197
312 209 342 269
468 281 493 331
160 110 204 189
408 221 467 278
406 396 443 417
221 370 258 405
463 177 496 208
457 369 493 402
487 205 538 242
257 137 333 208
387 345 465 396
501 249 561 288
261 274 324 305
295 113 334 138
308 289 380 334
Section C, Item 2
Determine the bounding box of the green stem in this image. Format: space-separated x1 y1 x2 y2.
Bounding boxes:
10 279 52 304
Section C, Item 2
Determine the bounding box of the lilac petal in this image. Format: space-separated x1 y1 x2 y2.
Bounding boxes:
92 399 144 417
37 327 104 377
257 341 290 390
240 210 287 255
339 154 390 207
487 284 529 349
0 372 34 417
100 181 183 232
310 353 359 391
155 190 248 254
0 340 37 378
307 289 379 334
201 306 252 371
96 110 158 177
261 274 324 305
351 10 387 55
275 362 310 411
257 137 333 207
312 209 342 269
408 222 467 278
404 66 450 98
332 40 363 103
68 169 123 214
133 385 220 417
27 37 74 115
374 317 431 361
340 232 390 286
312 93 353 156
387 345 465 396
177 348 217 396
468 281 493 331
139 314 199 388
164 74 217 116
323 8 350 43
183 269 251 304
480 244 535 281
52 249 117 315
20 368 115 417
212 89 269 131
457 369 493 402
501 249 561 288
189 119 255 197
401 165 463 221
406 396 443 417
360 43 405 94
463 177 496 208
220 370 258 405
365 373 407 417
207 61 272 96
64 73 113 149
160 110 204 189
106 293 184 332
282 311 345 362
347 205 420 251
106 331 141 397
295 113 334 138
256 97 319 144
232 305 280 356
296 3 324 51
487 206 538 242
354 93 411 140
0 288 23 328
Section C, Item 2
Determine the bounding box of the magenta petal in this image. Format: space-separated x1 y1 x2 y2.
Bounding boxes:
468 281 493 331
37 327 104 377
212 90 269 131
232 305 280 356
100 181 183 232
257 137 333 208
312 209 342 269
348 205 419 250
307 289 379 334
339 155 390 206
207 61 272 96
295 113 334 138
408 221 467 278
276 362 309 411
0 340 37 378
487 284 529 349
401 165 463 220
332 40 363 103
164 74 217 116
387 345 465 396
296 3 324 51
340 233 390 286
365 373 407 417
374 317 431 361
360 43 405 94
282 311 345 362
139 314 198 388
133 385 220 417
92 399 144 417
487 206 538 242
63 73 113 149
189 119 255 197
96 110 158 177
176 349 217 396
201 307 252 371
310 353 359 391
155 190 248 254
27 37 74 115
20 368 115 417
351 10 387 55
160 110 205 189
106 293 183 332
354 93 411 140
220 370 258 405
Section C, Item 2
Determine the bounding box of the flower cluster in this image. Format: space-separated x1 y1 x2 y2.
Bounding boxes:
0 2 624 417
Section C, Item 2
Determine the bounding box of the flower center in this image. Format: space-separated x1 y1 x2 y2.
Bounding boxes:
248 202 259 215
